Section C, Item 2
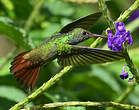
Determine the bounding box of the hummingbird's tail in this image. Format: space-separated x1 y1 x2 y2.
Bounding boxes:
10 51 40 90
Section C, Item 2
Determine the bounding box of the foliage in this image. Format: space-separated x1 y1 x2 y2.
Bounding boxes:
0 0 139 110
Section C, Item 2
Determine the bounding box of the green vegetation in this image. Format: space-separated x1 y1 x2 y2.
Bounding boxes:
0 0 139 110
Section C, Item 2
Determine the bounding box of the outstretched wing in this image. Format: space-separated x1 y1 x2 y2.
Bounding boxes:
59 12 102 33
57 45 124 67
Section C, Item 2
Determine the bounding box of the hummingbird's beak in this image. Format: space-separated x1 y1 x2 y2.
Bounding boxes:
88 34 107 38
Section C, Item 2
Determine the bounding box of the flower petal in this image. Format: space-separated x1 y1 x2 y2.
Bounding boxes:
107 22 133 52
107 30 113 38
115 22 126 32
120 72 129 80
126 30 133 45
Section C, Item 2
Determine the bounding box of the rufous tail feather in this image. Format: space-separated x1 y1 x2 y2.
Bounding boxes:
10 51 40 90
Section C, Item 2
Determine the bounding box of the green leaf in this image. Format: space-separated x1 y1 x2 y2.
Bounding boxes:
0 17 33 50
10 0 33 20
91 65 122 93
0 58 11 76
0 86 26 102
48 87 78 102
1 0 14 10
44 0 74 16
61 66 117 101
0 86 33 109
128 85 139 106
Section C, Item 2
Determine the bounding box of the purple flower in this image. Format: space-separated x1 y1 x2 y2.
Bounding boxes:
115 22 126 33
128 9 139 21
128 75 135 82
107 22 133 52
128 78 134 82
120 65 129 80
120 73 129 80
126 31 133 45
120 65 135 81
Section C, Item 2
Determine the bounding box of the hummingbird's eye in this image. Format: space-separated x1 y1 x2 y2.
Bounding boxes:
82 31 87 35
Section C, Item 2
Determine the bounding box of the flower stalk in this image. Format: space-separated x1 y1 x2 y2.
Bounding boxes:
99 0 139 83
106 82 137 110
98 0 115 32
115 82 137 103
123 47 139 83
21 101 139 110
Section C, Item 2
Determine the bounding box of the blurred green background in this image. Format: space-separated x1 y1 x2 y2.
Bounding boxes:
0 0 139 110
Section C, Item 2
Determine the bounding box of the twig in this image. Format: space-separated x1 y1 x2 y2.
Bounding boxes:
21 101 139 110
9 0 139 110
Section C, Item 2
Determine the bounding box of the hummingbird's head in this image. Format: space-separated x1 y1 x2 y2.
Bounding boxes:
67 28 106 45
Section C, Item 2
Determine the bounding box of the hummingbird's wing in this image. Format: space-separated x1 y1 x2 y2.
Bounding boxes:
59 12 102 33
57 45 124 67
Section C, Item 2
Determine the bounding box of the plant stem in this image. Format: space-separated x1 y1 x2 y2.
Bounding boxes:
98 0 115 32
64 0 98 4
118 0 139 83
117 0 139 22
115 82 137 103
123 48 139 83
99 0 139 83
24 0 45 32
107 82 137 110
90 37 103 48
99 1 139 110
9 66 72 110
21 101 139 110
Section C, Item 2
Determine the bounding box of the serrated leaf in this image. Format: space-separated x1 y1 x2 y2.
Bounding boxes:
0 17 33 50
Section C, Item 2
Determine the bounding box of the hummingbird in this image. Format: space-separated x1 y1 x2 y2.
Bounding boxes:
10 12 124 90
